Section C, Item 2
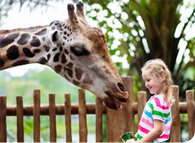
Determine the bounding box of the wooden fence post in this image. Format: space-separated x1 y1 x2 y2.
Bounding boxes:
137 91 147 123
65 93 72 142
79 89 88 142
0 96 6 142
186 90 195 140
49 93 56 142
170 85 180 142
33 89 40 142
96 97 103 142
107 76 134 142
16 96 24 142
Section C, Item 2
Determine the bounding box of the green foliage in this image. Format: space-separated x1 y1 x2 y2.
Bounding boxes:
102 114 107 142
0 67 95 104
180 114 189 141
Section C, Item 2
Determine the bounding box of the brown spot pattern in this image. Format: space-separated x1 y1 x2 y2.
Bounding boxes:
75 67 83 80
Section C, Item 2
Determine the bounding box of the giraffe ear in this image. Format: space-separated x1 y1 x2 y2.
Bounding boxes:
50 31 59 46
52 31 58 42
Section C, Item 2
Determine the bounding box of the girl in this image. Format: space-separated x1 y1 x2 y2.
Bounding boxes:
127 59 174 143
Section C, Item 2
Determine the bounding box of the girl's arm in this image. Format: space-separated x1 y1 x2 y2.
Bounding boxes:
138 120 164 142
126 120 164 143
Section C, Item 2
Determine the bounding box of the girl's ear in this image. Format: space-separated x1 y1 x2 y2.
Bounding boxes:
159 73 165 82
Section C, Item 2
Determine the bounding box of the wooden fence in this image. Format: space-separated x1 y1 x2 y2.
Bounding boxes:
0 76 194 142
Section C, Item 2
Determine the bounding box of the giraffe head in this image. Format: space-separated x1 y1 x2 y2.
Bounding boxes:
45 2 129 110
0 2 125 109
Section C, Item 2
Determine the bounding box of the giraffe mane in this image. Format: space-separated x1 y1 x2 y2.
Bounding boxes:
0 25 47 35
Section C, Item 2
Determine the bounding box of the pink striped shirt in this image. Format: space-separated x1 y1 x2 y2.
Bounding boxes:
137 94 172 142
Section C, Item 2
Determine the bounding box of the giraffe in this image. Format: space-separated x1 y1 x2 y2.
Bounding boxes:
0 2 128 110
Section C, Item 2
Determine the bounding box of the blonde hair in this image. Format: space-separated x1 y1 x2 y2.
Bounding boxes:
141 59 174 105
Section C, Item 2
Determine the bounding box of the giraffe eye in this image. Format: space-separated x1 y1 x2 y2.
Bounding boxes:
70 46 90 56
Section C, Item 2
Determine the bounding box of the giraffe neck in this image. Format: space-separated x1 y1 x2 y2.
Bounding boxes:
0 20 81 85
0 26 55 70
0 18 66 70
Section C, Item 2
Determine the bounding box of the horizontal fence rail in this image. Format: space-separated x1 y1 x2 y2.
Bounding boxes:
4 101 189 116
0 76 194 142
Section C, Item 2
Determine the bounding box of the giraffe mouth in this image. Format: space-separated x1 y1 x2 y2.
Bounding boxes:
104 91 128 110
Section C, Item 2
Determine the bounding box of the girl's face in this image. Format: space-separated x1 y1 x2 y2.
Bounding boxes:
142 70 164 95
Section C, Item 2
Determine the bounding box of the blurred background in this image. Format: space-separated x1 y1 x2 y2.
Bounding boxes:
0 0 194 142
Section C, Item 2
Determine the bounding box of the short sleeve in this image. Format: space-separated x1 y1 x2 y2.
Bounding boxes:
152 97 170 122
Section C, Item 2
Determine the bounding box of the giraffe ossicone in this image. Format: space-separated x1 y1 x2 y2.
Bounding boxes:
0 2 129 110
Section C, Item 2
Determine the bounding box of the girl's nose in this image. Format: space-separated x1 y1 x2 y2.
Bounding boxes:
145 82 149 88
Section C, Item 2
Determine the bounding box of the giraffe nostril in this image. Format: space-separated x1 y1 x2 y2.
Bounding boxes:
117 82 126 92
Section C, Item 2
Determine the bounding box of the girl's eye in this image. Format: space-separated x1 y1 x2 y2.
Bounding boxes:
70 46 90 56
146 79 150 82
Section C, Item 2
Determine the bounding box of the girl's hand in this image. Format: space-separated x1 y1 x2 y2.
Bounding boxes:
125 140 138 143
125 133 138 143
135 132 138 138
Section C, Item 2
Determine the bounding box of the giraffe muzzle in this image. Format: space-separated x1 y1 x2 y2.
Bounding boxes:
103 97 122 110
104 85 129 110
